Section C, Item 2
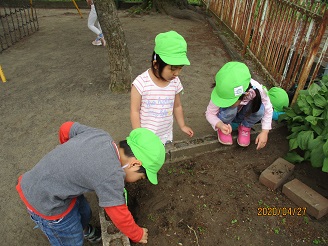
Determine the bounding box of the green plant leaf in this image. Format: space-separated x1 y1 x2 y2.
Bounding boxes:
304 150 311 160
291 103 303 115
322 108 328 120
291 125 308 133
289 138 298 150
287 132 298 139
323 140 328 156
312 107 324 117
308 83 321 97
297 131 314 150
284 108 297 118
321 128 328 139
311 122 324 136
297 96 311 115
278 113 288 122
322 75 328 83
310 147 324 168
299 89 309 96
284 152 304 163
285 76 328 173
293 116 305 123
308 136 324 151
305 95 314 105
305 115 320 125
322 158 328 172
313 94 327 108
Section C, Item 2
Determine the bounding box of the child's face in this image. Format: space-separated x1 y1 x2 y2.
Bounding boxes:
124 165 147 183
161 65 183 81
230 99 241 108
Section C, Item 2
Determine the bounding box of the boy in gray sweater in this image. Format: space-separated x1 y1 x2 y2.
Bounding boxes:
16 121 165 245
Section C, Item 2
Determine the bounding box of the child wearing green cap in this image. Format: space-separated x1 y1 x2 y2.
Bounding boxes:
268 87 289 120
205 61 273 150
16 121 165 245
130 30 194 145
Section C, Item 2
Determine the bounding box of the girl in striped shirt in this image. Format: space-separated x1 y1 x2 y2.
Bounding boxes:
130 31 194 144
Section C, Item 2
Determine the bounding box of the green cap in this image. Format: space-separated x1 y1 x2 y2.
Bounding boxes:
154 30 190 66
268 87 289 112
211 62 251 107
126 128 165 185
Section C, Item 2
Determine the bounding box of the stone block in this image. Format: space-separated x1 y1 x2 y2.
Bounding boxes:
282 179 328 219
99 209 131 246
259 157 295 190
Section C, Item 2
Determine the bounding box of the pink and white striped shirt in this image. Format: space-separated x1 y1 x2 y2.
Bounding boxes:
132 70 183 144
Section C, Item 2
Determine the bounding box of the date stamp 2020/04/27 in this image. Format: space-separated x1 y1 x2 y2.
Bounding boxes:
257 207 307 216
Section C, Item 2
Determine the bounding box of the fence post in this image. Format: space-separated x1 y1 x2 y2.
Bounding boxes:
291 9 328 105
242 0 257 56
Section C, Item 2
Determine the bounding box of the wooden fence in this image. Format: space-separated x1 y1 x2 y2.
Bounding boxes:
203 0 328 103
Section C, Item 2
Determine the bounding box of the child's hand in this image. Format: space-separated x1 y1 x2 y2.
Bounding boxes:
217 121 232 135
138 228 148 244
181 125 194 137
255 130 269 150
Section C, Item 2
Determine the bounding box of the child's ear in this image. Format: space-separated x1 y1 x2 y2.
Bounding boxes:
130 159 142 167
152 60 158 70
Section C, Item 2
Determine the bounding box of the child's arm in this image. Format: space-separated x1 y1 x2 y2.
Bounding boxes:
205 100 232 134
255 129 269 150
254 80 273 150
173 93 194 137
205 101 221 130
130 86 142 129
59 122 101 144
104 204 146 243
58 121 74 144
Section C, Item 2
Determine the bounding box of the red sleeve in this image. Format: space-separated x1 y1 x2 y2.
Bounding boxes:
104 204 143 242
58 121 74 144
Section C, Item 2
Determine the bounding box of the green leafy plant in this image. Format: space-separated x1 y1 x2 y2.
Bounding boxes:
147 213 156 221
273 227 280 234
197 226 206 233
313 238 321 245
280 75 328 172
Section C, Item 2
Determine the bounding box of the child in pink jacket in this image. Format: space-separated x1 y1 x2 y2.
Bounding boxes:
205 62 273 150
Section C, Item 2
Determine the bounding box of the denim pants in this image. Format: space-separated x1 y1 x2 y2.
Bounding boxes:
28 195 91 246
217 102 265 128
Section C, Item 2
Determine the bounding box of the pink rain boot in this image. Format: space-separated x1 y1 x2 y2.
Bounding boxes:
217 129 233 145
237 125 251 147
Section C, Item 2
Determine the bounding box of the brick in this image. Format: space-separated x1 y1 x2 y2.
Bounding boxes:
259 157 295 190
282 179 328 219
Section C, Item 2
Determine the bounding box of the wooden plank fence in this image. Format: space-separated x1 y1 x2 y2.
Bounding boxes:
203 0 328 103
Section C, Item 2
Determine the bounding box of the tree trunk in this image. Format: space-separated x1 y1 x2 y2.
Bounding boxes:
94 0 132 93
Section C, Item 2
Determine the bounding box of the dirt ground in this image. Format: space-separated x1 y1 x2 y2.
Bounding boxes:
1 6 328 246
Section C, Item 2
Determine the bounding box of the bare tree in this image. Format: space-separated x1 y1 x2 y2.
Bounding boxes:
93 0 131 93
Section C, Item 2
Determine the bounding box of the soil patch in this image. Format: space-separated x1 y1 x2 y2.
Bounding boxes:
126 126 328 246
